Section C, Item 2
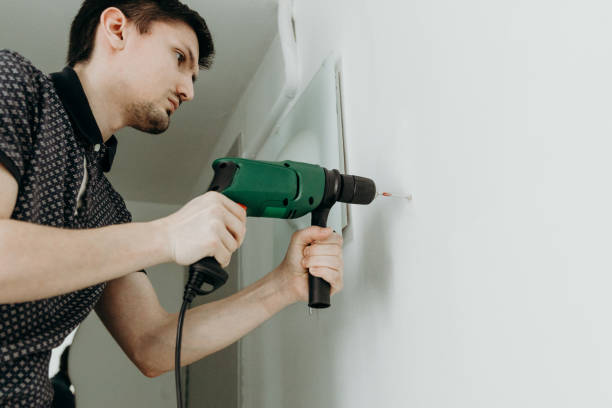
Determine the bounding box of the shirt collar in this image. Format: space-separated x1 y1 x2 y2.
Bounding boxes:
50 66 117 172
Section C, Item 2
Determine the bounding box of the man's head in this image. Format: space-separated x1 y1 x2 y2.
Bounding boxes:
68 0 215 134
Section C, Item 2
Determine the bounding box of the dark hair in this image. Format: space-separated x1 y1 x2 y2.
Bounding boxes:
67 0 214 69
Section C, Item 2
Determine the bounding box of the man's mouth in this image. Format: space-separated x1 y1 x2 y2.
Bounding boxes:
168 98 179 113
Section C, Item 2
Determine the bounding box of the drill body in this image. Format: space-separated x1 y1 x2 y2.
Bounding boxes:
209 157 376 218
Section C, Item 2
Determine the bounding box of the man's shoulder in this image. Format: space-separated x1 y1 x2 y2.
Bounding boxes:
0 49 50 91
1 49 39 74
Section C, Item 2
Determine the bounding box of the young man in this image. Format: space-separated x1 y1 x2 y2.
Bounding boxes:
0 1 344 406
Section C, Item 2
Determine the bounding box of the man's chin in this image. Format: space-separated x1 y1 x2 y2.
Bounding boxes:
131 115 170 134
126 103 171 134
131 124 168 135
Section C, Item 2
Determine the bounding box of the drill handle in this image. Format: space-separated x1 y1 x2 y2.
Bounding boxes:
186 257 229 302
309 208 332 308
186 164 239 301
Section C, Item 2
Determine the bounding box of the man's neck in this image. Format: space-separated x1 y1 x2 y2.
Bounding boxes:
72 63 124 143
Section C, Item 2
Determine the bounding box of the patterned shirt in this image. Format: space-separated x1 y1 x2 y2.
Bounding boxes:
0 49 141 407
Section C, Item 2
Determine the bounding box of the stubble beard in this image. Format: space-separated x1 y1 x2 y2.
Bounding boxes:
126 101 170 134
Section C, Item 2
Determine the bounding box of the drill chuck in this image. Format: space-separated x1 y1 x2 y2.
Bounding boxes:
319 169 376 206
338 174 376 205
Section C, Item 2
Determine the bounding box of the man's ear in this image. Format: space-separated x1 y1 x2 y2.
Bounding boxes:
99 7 129 51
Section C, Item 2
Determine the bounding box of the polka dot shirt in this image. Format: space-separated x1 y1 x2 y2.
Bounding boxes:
0 49 143 407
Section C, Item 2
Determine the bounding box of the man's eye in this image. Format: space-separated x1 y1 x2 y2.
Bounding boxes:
175 51 185 63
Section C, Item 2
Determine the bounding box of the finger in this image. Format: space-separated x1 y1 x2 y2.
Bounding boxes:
314 232 343 245
214 233 235 267
308 267 343 295
304 243 342 257
291 226 333 248
215 192 247 222
210 236 232 267
223 210 247 245
218 223 239 255
302 255 342 271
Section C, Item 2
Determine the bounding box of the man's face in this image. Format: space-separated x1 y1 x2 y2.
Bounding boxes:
116 20 199 134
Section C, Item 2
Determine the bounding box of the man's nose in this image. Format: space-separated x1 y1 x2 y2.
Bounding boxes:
177 76 194 103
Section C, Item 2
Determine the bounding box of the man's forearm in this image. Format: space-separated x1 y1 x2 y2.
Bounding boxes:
0 219 169 303
140 269 296 377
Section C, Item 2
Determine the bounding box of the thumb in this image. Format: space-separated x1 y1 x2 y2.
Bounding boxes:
291 226 333 248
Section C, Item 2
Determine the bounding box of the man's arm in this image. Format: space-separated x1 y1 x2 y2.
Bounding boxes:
0 219 169 303
0 162 169 303
96 227 342 378
0 162 246 304
94 267 294 378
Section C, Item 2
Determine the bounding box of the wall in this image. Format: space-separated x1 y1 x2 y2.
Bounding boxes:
211 0 612 407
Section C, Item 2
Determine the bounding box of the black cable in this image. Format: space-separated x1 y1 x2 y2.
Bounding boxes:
176 266 214 408
175 299 189 408
176 261 226 408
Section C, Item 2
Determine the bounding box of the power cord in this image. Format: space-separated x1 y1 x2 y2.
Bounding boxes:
175 300 189 408
175 259 228 408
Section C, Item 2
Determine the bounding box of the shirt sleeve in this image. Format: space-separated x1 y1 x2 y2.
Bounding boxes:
0 50 39 186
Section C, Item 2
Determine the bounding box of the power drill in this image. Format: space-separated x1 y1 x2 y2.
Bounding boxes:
185 157 376 307
175 157 376 408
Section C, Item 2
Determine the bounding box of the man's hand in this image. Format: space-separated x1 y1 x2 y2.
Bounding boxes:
155 191 247 267
272 226 344 304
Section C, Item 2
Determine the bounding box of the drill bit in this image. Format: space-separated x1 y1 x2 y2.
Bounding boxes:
376 191 412 200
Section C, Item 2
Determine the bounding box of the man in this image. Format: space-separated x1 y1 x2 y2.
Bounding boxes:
0 1 344 406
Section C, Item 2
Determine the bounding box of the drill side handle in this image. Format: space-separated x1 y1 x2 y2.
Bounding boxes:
309 208 332 308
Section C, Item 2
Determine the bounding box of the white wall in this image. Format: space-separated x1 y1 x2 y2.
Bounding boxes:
210 0 612 407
